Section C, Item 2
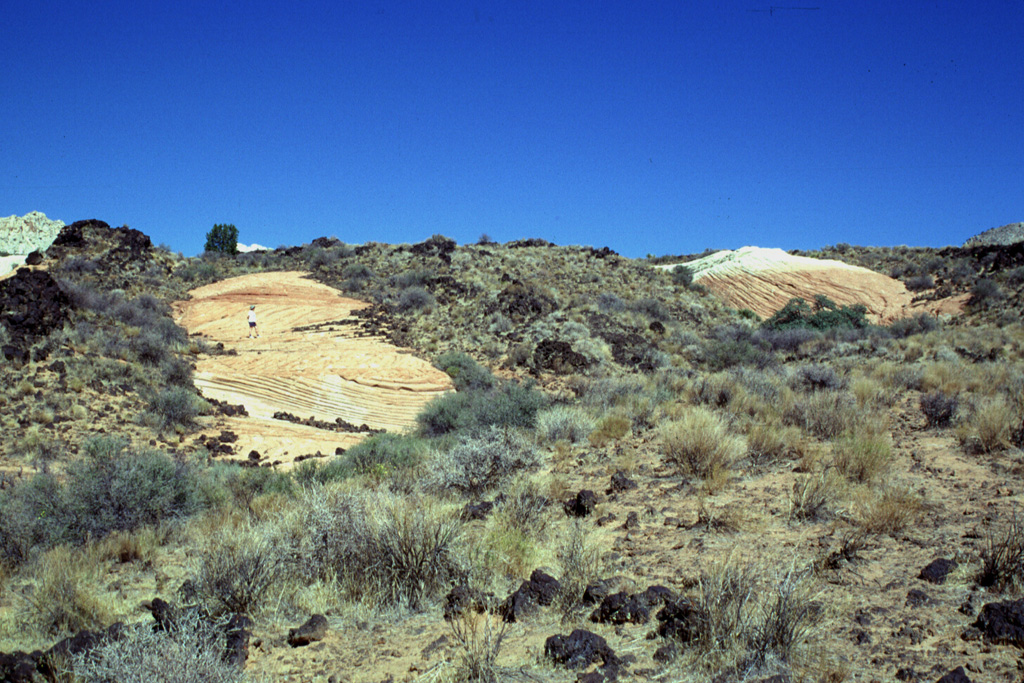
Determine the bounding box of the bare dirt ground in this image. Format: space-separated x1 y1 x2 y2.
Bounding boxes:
172 272 453 467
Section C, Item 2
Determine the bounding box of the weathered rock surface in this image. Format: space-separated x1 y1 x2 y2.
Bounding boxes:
658 246 965 323
973 598 1024 646
288 614 329 647
0 211 64 256
173 272 454 465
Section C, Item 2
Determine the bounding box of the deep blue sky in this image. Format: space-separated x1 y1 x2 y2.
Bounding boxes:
3 1 1022 257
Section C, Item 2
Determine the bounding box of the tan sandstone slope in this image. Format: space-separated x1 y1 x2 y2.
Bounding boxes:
173 271 453 464
659 246 966 322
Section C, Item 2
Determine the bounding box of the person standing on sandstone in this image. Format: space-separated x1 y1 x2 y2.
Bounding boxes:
247 305 260 338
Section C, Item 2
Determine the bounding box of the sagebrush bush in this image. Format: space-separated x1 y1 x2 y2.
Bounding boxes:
435 351 496 391
786 390 861 440
427 427 540 497
789 469 844 521
278 487 463 609
790 364 845 393
194 525 283 617
20 545 112 636
344 433 427 476
398 286 435 312
832 434 892 483
661 408 746 479
68 610 246 683
746 422 802 464
418 380 547 437
149 387 205 429
920 391 958 427
554 519 601 616
535 405 596 444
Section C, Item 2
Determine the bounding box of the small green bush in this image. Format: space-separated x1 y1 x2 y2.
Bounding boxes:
426 426 540 497
920 391 958 427
398 286 435 311
150 387 205 429
535 405 597 444
194 526 283 617
435 351 496 391
661 408 746 479
764 295 868 331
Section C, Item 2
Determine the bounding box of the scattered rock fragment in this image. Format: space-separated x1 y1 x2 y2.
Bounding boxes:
564 489 597 517
590 592 649 625
607 470 637 494
973 598 1024 646
499 569 561 622
544 628 620 676
935 666 972 683
288 614 329 647
919 557 958 584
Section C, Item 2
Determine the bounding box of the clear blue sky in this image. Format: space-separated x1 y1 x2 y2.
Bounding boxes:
3 1 1022 257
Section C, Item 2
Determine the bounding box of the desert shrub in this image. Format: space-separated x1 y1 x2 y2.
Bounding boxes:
977 513 1024 593
450 610 508 683
690 560 758 670
193 525 283 616
588 412 631 447
856 485 922 535
346 433 425 475
59 256 100 275
161 357 194 386
671 265 694 287
435 351 496 391
747 422 802 464
394 268 434 288
786 390 861 440
61 438 200 540
20 545 111 636
472 381 547 431
969 278 1004 307
149 387 205 429
920 391 958 427
281 488 462 609
790 364 845 392
746 569 821 670
958 396 1017 453
554 520 602 616
130 330 172 365
494 477 549 536
832 434 892 483
756 327 819 353
398 286 435 311
888 313 940 339
789 469 844 521
764 295 868 331
68 609 245 683
341 262 373 289
1006 266 1024 287
204 223 238 255
418 390 475 436
308 247 339 269
702 338 775 371
535 405 596 444
904 274 934 291
692 372 739 408
633 297 671 321
596 293 626 313
661 408 746 479
426 427 540 497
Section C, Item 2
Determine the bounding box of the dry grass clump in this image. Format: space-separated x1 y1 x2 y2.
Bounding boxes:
746 421 805 465
977 512 1024 593
785 390 863 440
588 412 631 447
661 407 746 481
17 545 114 637
449 609 508 683
192 523 283 617
673 558 823 677
535 405 597 445
790 469 845 521
831 434 892 483
855 485 922 535
554 519 602 618
956 396 1018 453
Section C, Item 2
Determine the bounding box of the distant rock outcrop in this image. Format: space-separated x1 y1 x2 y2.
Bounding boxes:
963 222 1024 248
658 246 964 323
0 211 65 254
0 211 65 276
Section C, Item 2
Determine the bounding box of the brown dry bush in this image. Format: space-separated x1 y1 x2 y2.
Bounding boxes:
977 513 1024 593
18 545 113 637
790 469 845 521
661 408 746 480
855 486 922 535
785 390 864 440
831 434 892 483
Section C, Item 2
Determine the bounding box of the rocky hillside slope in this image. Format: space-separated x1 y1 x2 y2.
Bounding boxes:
963 221 1024 247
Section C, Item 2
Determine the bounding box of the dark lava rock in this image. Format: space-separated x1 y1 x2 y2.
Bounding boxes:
657 598 703 642
24 250 43 265
582 580 613 606
607 470 637 494
499 570 561 622
534 339 592 374
973 598 1024 646
489 281 558 322
590 592 649 625
462 501 495 521
0 651 40 683
443 585 493 621
919 558 958 584
935 666 972 683
652 642 677 663
906 588 932 608
563 489 597 517
0 268 74 361
288 614 328 647
624 511 640 529
545 628 620 671
636 585 676 609
224 614 252 666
